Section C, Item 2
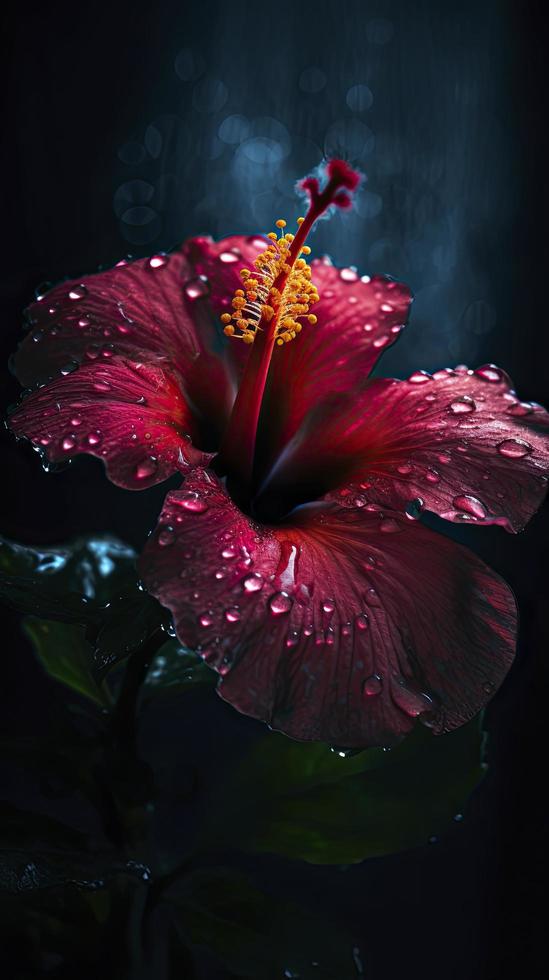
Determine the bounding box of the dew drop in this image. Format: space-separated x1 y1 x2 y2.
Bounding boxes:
425 468 440 484
149 254 168 269
474 364 502 383
286 629 300 648
219 251 239 263
158 526 175 547
397 462 413 475
243 572 264 593
86 430 102 446
449 395 476 414
184 276 210 300
438 453 451 464
373 334 389 348
269 591 292 615
362 674 382 696
70 415 83 427
93 381 111 392
506 401 533 417
60 361 79 376
221 545 237 559
135 458 158 480
355 612 369 630
408 370 431 384
77 316 92 328
322 599 336 614
175 490 208 512
452 494 487 519
68 285 87 301
62 435 76 451
497 438 532 458
405 497 424 520
339 267 358 282
32 329 44 343
224 606 241 623
390 675 433 717
199 611 214 627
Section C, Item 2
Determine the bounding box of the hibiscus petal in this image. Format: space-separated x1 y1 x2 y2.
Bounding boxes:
255 260 412 470
12 249 237 439
140 468 516 747
9 358 209 489
263 366 549 532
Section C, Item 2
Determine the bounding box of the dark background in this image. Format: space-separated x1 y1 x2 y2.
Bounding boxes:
1 0 548 976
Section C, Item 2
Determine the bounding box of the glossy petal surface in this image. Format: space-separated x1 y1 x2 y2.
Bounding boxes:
263 366 549 532
10 358 208 489
12 249 238 439
140 469 516 747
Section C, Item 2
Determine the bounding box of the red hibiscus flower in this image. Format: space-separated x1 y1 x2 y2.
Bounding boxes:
9 160 549 747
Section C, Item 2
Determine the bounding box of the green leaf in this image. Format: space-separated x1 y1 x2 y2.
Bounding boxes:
0 534 137 621
23 619 112 708
143 639 216 694
172 868 359 979
0 533 166 673
91 590 165 674
207 719 486 864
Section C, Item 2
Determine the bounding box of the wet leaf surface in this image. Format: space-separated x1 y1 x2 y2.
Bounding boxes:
171 867 359 979
207 719 486 863
23 619 112 708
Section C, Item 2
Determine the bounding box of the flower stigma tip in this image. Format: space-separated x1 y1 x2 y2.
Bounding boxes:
220 159 361 347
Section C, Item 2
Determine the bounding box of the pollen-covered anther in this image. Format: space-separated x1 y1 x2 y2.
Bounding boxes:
221 212 329 344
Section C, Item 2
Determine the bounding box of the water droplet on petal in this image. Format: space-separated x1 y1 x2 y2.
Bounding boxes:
449 396 476 414
355 612 369 630
243 572 264 593
135 458 158 480
70 415 83 427
68 285 87 300
175 491 208 512
373 334 389 348
184 276 210 300
86 430 102 446
390 675 433 717
60 361 79 376
506 401 533 417
269 591 292 615
199 610 214 627
397 462 413 475
497 438 532 458
158 526 175 547
474 364 502 383
322 599 336 614
77 316 92 328
219 251 239 263
221 545 237 559
149 254 168 269
362 674 382 696
426 468 440 484
438 453 451 464
62 435 76 451
32 329 44 343
224 606 241 623
286 629 300 648
339 266 358 282
408 370 432 384
405 497 424 520
452 494 487 519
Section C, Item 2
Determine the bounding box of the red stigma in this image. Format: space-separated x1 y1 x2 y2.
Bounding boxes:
299 158 362 213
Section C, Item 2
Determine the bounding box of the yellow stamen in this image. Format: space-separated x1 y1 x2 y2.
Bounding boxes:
220 215 321 346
